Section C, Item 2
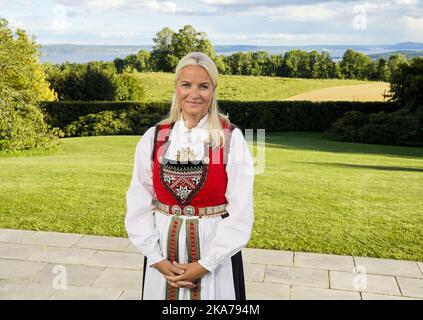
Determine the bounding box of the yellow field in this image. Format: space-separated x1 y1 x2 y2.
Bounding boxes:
283 82 391 102
134 72 371 101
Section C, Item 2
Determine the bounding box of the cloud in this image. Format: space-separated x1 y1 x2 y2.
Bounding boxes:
202 0 348 5
392 0 419 5
56 0 192 14
262 5 338 22
52 4 71 32
57 0 125 12
403 15 423 39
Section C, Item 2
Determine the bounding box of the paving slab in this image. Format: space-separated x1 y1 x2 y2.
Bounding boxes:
22 231 83 248
0 229 37 243
245 281 290 300
118 288 142 300
265 265 329 289
330 270 401 296
396 277 423 299
92 268 142 290
28 263 104 287
85 250 143 270
291 286 361 300
0 258 47 280
0 280 55 300
28 246 96 265
73 235 130 251
242 248 293 266
294 252 355 272
123 243 140 253
0 242 44 260
354 256 422 278
362 292 419 300
49 285 124 300
243 263 265 282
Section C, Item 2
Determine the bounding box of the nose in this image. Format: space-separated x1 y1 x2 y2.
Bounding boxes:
189 86 200 99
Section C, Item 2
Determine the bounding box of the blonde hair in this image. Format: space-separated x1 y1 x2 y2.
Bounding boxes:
159 51 230 148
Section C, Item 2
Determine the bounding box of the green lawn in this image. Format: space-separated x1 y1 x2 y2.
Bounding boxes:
135 72 372 101
1 133 422 261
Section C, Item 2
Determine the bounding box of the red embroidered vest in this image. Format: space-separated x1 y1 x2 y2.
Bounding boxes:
152 120 235 209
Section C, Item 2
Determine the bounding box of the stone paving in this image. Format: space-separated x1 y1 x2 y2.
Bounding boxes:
0 228 422 300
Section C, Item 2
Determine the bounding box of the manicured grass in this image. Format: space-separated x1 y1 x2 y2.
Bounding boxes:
135 72 371 101
1 133 422 261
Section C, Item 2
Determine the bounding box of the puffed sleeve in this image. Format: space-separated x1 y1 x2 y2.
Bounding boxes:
125 126 165 267
198 127 254 272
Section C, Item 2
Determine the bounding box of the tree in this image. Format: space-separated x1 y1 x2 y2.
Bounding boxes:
386 54 408 81
136 49 151 72
313 51 338 79
390 57 423 111
250 51 269 76
265 54 283 77
215 54 229 74
339 49 372 80
375 58 388 81
282 50 310 78
0 18 56 101
150 25 216 72
0 18 60 151
113 57 125 73
150 27 176 72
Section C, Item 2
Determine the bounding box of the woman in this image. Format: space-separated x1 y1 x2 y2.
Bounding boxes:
125 51 254 300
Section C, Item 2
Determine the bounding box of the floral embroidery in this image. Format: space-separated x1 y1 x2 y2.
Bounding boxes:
175 186 190 199
163 174 173 183
160 162 206 204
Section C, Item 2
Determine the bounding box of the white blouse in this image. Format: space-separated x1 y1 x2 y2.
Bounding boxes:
125 114 254 273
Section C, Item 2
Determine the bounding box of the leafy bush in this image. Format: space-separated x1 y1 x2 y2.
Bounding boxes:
64 111 132 137
45 62 145 102
325 111 368 142
0 88 62 151
114 72 144 101
326 108 423 146
127 111 163 134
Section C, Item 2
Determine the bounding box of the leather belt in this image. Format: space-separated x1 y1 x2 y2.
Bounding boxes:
155 200 227 218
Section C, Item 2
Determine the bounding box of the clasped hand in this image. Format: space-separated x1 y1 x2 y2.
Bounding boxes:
153 259 209 289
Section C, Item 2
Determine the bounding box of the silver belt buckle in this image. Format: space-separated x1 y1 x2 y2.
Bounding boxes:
183 205 195 217
171 205 182 216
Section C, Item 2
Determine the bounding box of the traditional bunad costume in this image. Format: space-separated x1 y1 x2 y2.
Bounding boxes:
125 113 254 300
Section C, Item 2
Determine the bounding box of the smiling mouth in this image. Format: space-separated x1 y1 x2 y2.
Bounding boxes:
186 101 202 104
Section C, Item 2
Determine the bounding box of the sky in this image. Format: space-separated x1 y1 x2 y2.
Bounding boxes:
1 0 422 46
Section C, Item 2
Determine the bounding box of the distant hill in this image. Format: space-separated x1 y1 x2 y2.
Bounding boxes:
368 50 423 60
385 42 423 50
39 42 423 64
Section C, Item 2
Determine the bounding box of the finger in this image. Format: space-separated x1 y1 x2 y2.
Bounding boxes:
165 274 186 282
164 274 180 282
163 270 176 277
167 280 179 288
170 263 186 275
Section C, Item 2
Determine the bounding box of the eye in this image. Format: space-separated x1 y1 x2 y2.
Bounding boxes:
201 85 209 89
182 83 190 87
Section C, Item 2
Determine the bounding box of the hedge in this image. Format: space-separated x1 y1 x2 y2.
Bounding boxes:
41 100 400 133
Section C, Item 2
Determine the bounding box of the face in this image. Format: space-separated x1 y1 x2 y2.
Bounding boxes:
175 65 215 119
